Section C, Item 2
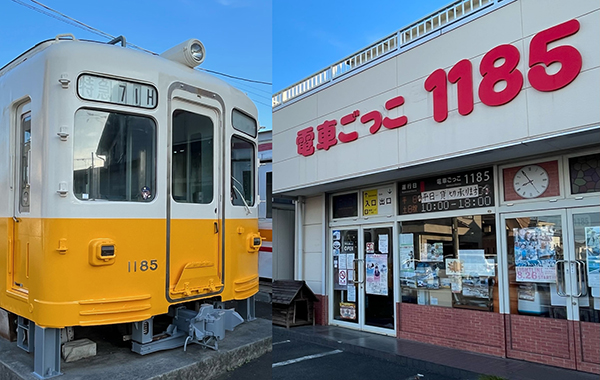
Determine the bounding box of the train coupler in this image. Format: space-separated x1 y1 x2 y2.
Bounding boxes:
131 304 244 355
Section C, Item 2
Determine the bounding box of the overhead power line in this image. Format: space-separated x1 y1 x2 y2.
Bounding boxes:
11 0 272 85
198 68 272 85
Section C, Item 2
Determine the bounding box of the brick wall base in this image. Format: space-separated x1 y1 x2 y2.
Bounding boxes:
397 303 506 357
396 303 600 374
314 294 328 325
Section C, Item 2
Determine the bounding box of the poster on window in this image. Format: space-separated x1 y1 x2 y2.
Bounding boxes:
462 277 490 299
399 233 415 270
458 250 495 277
339 302 356 320
514 226 557 283
379 234 389 254
365 254 388 295
347 284 356 302
423 242 443 262
586 226 600 296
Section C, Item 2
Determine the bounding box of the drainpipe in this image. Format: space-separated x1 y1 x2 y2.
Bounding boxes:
294 196 305 281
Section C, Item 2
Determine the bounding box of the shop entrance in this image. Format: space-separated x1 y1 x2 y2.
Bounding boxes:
502 206 599 371
330 225 395 335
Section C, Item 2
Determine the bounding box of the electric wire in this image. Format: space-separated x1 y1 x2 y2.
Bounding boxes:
10 0 272 86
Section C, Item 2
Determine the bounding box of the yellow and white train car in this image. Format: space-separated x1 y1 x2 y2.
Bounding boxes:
0 35 261 376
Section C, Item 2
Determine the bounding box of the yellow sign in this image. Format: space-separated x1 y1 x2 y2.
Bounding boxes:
363 189 378 215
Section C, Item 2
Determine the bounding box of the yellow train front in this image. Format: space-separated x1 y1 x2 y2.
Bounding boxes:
0 35 261 375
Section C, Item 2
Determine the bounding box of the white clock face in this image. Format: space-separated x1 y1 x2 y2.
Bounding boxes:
513 165 549 198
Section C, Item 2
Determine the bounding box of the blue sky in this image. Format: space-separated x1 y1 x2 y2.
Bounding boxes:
0 0 272 129
273 0 452 93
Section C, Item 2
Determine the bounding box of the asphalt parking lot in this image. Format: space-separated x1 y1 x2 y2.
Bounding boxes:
272 328 464 380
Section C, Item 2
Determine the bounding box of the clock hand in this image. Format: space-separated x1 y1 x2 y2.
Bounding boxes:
520 170 533 183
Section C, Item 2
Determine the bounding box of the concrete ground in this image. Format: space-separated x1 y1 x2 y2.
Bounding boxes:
0 302 272 380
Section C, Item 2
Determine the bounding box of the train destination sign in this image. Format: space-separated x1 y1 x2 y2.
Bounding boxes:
399 167 494 215
77 74 158 109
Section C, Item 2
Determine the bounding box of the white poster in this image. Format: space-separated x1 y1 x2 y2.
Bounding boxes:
347 254 355 270
339 254 347 270
379 234 389 254
365 254 388 295
459 250 495 277
347 284 356 302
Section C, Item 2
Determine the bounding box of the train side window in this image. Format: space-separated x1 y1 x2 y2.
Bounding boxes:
19 113 31 213
73 109 156 202
232 109 257 138
231 136 255 207
171 110 214 204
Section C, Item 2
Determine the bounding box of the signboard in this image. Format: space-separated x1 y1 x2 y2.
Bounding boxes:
78 74 157 109
399 167 494 215
363 187 394 216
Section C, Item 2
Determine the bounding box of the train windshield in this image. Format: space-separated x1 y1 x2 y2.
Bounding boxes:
73 109 156 202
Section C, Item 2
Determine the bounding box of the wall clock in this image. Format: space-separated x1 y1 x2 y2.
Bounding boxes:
512 164 549 198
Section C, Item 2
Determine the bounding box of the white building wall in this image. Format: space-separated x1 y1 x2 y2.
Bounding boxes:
273 0 600 195
302 195 325 294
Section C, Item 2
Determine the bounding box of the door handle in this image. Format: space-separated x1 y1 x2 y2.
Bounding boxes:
214 222 219 234
555 260 568 297
574 260 587 297
352 258 364 284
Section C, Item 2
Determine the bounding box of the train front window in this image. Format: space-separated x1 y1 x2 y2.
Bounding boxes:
73 109 156 202
171 110 214 204
231 136 255 206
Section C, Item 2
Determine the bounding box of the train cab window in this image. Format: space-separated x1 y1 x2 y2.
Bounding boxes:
19 113 31 213
231 136 255 206
171 110 214 204
232 109 257 138
73 109 156 202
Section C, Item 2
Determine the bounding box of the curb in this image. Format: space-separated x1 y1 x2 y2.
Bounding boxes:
153 336 272 380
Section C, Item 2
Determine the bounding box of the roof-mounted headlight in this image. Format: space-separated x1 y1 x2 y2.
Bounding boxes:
160 38 206 68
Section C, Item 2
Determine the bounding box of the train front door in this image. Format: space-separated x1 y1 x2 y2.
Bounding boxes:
9 102 32 295
167 92 223 302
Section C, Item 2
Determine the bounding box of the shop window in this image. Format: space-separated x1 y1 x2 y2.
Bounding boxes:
569 153 600 194
73 109 156 202
399 214 498 311
332 193 358 219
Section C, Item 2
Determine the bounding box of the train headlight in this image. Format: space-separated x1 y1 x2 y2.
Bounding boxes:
160 38 206 68
190 42 204 63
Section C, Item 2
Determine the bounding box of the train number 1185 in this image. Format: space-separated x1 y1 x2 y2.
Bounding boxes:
128 260 158 272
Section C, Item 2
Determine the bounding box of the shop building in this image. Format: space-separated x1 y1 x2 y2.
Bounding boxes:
272 0 599 373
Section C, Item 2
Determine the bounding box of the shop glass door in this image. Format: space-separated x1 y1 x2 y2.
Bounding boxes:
331 226 395 334
503 207 600 370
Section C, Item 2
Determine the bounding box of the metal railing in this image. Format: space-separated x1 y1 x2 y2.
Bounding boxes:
273 0 500 109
